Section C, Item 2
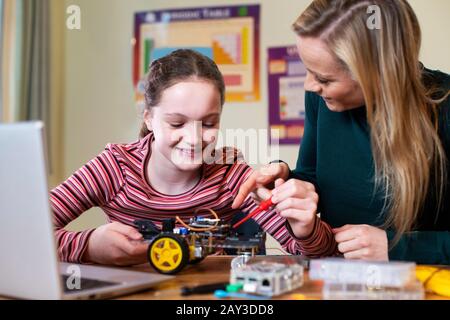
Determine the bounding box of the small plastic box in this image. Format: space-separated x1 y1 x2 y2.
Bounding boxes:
309 258 417 287
322 281 424 300
309 258 424 300
230 261 304 297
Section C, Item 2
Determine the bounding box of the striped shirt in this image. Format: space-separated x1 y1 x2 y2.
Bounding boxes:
50 133 338 263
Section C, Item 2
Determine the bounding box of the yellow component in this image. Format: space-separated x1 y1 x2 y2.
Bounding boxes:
290 294 307 300
416 266 450 298
150 237 183 272
189 244 196 261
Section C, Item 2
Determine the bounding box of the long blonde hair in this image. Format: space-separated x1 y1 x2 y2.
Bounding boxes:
293 0 449 243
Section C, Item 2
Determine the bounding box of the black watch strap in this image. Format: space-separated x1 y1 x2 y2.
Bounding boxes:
268 160 293 180
269 159 288 165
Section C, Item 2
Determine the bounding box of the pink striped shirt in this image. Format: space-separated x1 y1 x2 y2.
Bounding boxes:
50 133 338 263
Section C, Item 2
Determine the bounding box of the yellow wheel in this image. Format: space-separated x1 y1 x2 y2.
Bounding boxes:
148 234 189 274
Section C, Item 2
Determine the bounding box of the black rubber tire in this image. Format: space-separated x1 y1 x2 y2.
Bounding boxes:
148 234 190 274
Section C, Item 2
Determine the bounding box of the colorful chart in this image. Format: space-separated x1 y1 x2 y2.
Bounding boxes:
133 5 260 106
268 46 307 145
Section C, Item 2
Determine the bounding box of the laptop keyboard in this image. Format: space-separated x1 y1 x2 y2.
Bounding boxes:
61 274 119 293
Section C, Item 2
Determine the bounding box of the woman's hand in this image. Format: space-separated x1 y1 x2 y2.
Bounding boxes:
271 178 319 239
232 162 290 209
333 224 388 261
83 221 148 266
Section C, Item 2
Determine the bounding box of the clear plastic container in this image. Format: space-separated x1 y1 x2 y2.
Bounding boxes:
230 253 252 270
309 258 417 288
322 280 425 300
230 261 304 297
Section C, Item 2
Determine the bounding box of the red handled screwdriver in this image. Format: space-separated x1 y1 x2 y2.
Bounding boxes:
232 197 274 229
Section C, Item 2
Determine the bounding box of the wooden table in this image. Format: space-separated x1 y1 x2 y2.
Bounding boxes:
119 255 448 300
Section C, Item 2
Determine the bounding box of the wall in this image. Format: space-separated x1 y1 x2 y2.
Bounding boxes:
62 0 450 253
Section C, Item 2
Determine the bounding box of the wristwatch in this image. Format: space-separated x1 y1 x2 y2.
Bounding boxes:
269 159 289 166
268 160 292 180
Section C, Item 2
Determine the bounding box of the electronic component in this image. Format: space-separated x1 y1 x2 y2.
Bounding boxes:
133 219 160 240
134 208 265 274
230 261 304 297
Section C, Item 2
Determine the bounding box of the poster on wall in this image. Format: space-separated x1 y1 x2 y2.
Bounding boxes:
133 4 260 107
268 46 306 145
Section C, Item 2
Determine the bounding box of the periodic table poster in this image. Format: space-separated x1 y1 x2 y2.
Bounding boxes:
133 5 260 107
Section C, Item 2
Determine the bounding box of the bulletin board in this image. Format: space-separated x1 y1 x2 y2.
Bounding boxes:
268 46 306 145
133 5 260 107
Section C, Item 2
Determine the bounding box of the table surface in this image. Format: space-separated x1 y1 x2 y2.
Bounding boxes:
119 255 449 300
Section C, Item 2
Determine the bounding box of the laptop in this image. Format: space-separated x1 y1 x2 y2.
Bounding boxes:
0 122 172 300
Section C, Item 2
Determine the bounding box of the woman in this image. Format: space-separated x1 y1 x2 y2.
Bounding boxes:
233 0 450 264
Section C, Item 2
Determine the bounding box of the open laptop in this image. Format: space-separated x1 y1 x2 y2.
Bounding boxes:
0 122 172 299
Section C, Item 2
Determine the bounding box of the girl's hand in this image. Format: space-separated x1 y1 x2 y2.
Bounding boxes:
232 162 290 209
83 221 148 266
271 178 318 239
333 225 388 261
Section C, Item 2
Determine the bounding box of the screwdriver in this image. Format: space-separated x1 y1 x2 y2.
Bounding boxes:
232 197 274 229
180 282 229 296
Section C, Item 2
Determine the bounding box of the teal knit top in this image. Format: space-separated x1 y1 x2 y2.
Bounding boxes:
290 67 450 264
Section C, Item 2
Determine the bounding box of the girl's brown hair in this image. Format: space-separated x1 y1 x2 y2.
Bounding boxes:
140 49 225 138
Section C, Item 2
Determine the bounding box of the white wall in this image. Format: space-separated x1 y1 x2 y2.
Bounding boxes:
62 0 450 253
410 0 450 72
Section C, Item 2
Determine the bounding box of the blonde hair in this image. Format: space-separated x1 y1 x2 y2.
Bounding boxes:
293 0 449 244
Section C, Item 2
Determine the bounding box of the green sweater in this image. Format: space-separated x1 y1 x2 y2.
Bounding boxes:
290 68 450 264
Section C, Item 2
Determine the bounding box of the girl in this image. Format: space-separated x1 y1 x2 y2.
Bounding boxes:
233 0 450 264
51 49 329 266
